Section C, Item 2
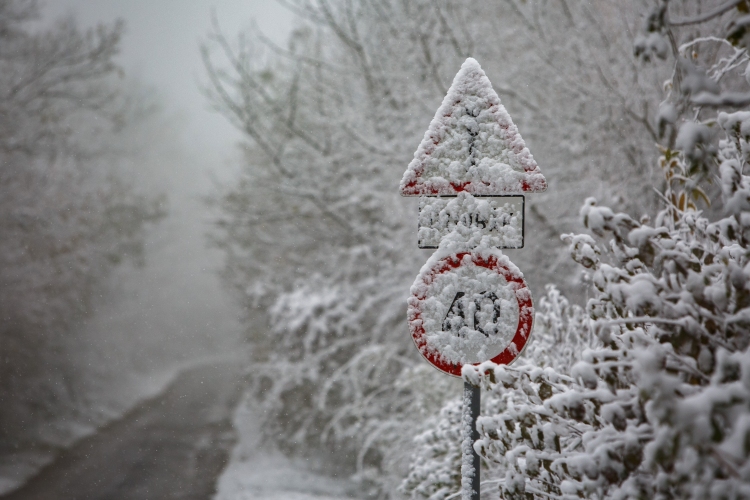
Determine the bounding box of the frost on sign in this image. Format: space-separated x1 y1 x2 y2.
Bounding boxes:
408 250 534 377
400 58 547 197
418 194 523 249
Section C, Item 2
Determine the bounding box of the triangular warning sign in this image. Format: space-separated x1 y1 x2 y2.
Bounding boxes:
400 58 547 196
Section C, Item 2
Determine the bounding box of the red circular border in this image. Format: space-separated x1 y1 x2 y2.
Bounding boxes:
408 252 534 377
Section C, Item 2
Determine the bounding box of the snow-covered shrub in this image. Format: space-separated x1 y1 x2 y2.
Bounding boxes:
404 114 750 497
398 3 750 498
417 116 750 500
205 0 733 496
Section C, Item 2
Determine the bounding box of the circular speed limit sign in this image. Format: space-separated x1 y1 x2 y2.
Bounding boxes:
407 250 534 377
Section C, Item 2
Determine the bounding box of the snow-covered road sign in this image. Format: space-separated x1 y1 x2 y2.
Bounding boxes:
418 194 523 249
408 251 533 377
400 58 546 197
401 58 546 500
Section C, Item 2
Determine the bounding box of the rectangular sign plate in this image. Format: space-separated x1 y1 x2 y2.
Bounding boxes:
418 196 524 249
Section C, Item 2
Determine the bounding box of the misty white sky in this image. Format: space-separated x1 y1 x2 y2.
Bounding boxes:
32 2 298 369
43 0 294 163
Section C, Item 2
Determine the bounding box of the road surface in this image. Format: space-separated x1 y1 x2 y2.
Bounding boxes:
2 361 245 500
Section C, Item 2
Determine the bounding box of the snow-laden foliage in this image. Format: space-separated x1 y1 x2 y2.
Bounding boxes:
470 138 750 498
399 3 750 498
204 0 734 496
0 0 164 451
406 138 750 498
406 54 750 500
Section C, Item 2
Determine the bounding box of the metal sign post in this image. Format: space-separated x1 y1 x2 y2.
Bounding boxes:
462 382 481 500
400 57 547 500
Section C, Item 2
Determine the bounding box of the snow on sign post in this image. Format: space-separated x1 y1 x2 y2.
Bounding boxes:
400 58 546 500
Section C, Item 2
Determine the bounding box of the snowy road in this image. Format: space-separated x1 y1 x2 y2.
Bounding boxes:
213 390 356 500
2 361 244 500
2 360 357 500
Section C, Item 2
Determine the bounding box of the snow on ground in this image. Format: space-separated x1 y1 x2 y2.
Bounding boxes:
214 390 356 500
0 452 50 497
0 354 245 496
0 363 181 496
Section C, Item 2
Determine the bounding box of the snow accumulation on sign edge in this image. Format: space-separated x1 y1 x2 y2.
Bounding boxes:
407 250 534 377
400 57 547 196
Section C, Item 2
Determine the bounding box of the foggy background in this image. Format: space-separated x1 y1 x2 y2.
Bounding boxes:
32 0 295 377
3 1 738 499
38 0 294 358
0 1 298 495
